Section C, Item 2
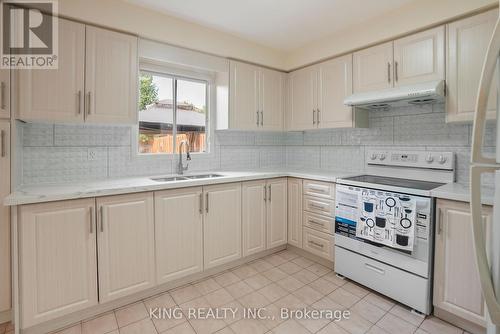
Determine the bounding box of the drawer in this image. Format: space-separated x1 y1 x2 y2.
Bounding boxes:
303 180 335 199
303 227 334 261
303 211 334 235
303 196 335 216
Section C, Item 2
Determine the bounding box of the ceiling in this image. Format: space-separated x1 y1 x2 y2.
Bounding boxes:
125 0 416 51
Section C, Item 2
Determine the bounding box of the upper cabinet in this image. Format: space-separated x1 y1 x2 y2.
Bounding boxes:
17 18 138 124
229 60 284 131
287 54 367 131
353 42 394 93
446 9 498 123
0 70 10 119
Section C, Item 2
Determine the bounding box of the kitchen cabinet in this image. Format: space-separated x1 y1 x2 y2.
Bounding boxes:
287 178 303 248
17 19 138 124
204 183 242 269
97 193 155 303
266 178 288 248
434 199 493 330
302 227 334 261
0 121 9 315
287 66 316 131
242 181 267 256
229 60 284 130
155 187 203 283
19 199 98 328
353 42 393 93
446 9 498 122
0 70 10 118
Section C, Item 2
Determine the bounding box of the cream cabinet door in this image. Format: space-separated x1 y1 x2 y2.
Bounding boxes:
242 181 267 256
17 18 85 122
287 66 316 130
0 70 10 119
204 183 242 269
266 178 287 249
155 187 203 284
229 61 260 130
353 42 393 93
19 199 98 328
434 199 493 327
97 193 155 303
287 178 302 248
85 26 138 124
261 68 284 130
317 55 354 128
446 9 498 122
393 26 445 86
0 121 9 313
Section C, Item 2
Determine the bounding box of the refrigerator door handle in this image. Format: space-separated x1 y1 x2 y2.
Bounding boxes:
471 18 500 165
470 165 500 325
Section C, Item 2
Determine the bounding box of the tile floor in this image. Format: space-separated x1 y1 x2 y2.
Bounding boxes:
0 249 469 334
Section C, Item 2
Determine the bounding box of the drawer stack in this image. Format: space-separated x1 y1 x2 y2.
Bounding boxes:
302 180 335 261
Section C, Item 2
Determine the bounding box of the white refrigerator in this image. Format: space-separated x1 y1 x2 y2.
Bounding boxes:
471 3 500 334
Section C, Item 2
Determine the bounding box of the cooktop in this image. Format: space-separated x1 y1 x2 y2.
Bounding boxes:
341 175 445 191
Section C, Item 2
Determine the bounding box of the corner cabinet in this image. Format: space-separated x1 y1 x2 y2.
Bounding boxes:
229 60 284 131
433 199 493 332
287 178 302 248
242 181 267 256
19 199 98 328
446 9 498 122
266 178 288 248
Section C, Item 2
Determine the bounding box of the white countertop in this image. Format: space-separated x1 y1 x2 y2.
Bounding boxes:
5 170 496 206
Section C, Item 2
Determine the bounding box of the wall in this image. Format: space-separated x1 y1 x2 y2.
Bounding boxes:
19 103 496 187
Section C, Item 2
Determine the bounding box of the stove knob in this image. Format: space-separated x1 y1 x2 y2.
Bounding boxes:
426 154 434 163
379 153 386 161
438 155 447 164
370 153 378 160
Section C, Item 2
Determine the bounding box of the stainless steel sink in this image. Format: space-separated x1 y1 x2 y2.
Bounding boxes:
184 173 224 179
151 176 189 182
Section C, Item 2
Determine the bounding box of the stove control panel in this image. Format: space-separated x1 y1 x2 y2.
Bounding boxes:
367 150 454 170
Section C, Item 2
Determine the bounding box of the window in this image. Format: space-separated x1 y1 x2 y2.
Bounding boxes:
138 70 208 154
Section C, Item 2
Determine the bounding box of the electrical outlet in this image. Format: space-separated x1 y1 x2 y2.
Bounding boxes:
87 148 97 161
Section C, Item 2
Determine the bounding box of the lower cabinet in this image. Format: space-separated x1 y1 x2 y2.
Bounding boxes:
302 227 334 261
0 121 10 315
204 183 242 269
19 199 98 328
96 193 155 303
266 178 288 248
434 199 493 331
155 187 204 283
287 178 303 248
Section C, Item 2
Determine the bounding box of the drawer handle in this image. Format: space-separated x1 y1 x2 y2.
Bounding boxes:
308 219 325 227
309 240 324 248
309 187 327 194
310 203 325 211
365 263 385 275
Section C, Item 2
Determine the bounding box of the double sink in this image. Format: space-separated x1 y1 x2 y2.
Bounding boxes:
151 173 224 183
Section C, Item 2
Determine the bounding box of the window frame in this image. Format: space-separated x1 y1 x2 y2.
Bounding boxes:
136 61 213 156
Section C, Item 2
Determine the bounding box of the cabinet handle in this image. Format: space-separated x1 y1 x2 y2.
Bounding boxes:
100 206 104 232
86 92 91 115
268 184 271 202
365 263 385 275
437 208 443 235
0 82 5 109
308 219 325 227
89 206 94 234
308 187 326 194
77 90 82 114
260 111 263 126
312 109 316 124
264 184 267 202
387 63 391 84
206 192 209 213
0 130 5 158
317 109 320 125
256 111 259 126
199 193 203 214
395 61 399 82
309 240 324 248
310 203 325 211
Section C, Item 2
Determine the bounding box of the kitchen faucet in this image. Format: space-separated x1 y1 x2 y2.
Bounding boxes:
177 140 191 174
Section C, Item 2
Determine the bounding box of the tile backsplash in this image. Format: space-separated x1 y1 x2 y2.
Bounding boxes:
19 103 496 187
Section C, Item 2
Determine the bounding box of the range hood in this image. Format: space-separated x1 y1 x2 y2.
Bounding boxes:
344 80 445 110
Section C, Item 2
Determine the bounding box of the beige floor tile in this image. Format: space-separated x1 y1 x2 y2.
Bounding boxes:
53 323 82 334
238 291 272 308
229 319 268 334
276 276 305 293
145 292 176 310
311 296 345 312
119 318 157 334
244 273 272 290
342 282 370 298
257 283 288 302
278 261 302 275
294 269 319 284
265 254 288 266
277 250 301 261
225 280 254 299
262 267 288 282
231 265 258 279
414 329 429 334
189 318 226 334
316 321 349 334
350 300 386 324
82 312 118 334
419 316 462 334
179 295 211 314
363 293 396 312
328 288 361 308
271 319 310 334
247 259 274 273
259 303 287 330
160 322 195 334
193 278 222 295
274 294 308 310
306 263 332 276
205 288 234 307
291 257 314 268
214 271 241 287
214 327 235 334
322 272 348 286
296 314 330 333
220 300 244 325
170 285 202 305
367 325 391 334
389 304 425 327
292 285 324 305
153 317 187 334
376 313 417 334
337 311 373 334
309 277 338 295
115 302 148 328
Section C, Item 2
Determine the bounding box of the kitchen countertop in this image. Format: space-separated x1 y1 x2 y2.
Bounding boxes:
5 170 496 206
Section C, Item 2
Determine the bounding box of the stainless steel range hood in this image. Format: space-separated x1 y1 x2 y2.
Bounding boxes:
344 80 445 110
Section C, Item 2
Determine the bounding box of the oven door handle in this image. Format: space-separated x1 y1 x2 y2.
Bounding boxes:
365 263 385 275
